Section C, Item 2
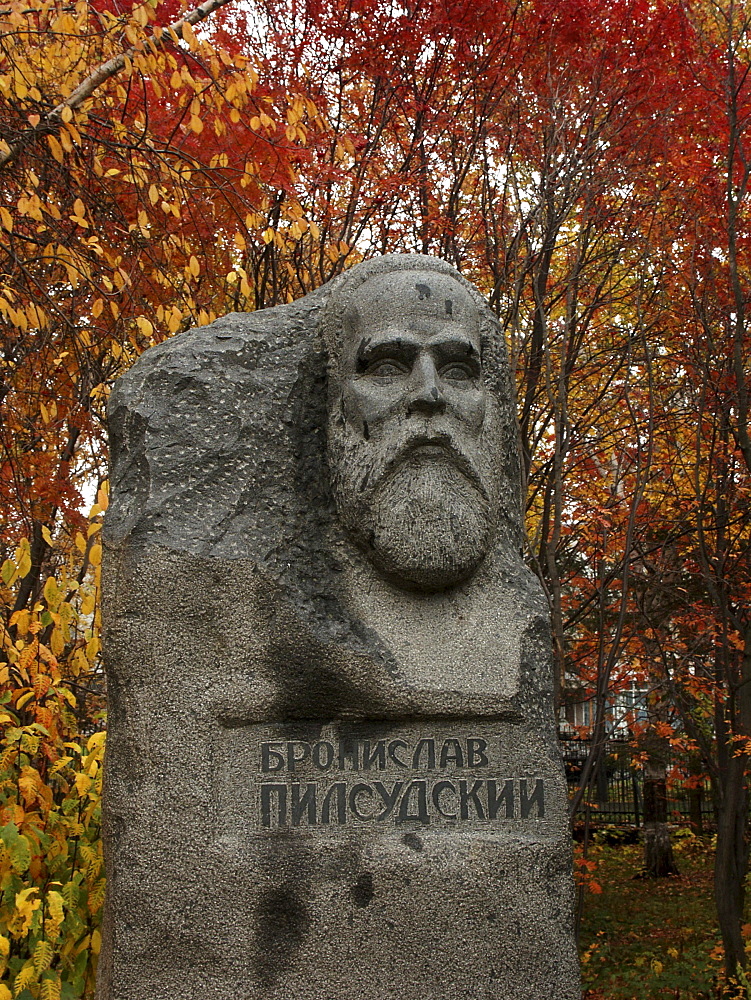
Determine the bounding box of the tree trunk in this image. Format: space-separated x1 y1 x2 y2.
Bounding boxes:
643 757 679 878
715 750 749 981
640 730 679 878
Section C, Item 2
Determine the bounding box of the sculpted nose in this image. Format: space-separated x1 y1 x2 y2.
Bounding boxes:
406 356 446 416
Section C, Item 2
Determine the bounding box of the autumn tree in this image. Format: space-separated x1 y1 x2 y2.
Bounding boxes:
0 0 333 991
3 0 751 991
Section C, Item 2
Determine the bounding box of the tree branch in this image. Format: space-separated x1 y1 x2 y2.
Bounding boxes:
0 0 236 172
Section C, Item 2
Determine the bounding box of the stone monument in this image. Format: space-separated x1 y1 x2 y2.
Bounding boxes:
99 254 581 999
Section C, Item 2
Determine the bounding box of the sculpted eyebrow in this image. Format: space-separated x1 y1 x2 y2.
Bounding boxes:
355 337 417 368
434 337 477 357
431 338 480 359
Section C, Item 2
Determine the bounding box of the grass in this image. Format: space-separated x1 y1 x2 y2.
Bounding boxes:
578 829 736 999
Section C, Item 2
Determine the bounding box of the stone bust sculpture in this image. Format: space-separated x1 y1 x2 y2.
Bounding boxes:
324 258 504 591
313 255 525 707
99 253 581 1000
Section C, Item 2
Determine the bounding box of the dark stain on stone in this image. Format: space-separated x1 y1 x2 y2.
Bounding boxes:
351 871 374 908
445 298 453 316
415 282 431 300
253 882 310 986
402 832 423 851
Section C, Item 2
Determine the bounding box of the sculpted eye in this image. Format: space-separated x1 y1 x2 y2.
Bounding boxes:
441 363 475 381
366 360 407 378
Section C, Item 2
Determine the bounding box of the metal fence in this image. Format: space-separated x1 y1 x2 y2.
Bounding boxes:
559 735 715 829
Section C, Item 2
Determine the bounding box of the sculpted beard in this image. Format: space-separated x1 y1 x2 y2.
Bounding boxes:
328 411 500 591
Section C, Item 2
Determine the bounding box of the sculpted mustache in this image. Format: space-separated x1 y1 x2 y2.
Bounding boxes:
358 436 489 502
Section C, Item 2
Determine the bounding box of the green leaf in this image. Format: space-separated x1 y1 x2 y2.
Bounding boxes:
0 824 31 875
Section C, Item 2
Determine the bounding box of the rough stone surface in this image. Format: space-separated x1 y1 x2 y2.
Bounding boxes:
99 255 581 1000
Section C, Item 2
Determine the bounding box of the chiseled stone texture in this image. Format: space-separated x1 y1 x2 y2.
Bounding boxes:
99 255 581 1000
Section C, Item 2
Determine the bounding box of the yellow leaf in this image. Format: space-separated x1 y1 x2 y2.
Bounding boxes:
47 135 63 163
87 734 106 758
60 105 73 124
50 628 64 657
65 122 81 146
13 887 40 935
43 576 59 606
13 962 36 994
41 525 53 546
16 690 34 710
181 20 198 48
0 207 12 231
189 115 203 134
91 928 102 955
92 298 104 318
189 255 200 277
132 3 148 26
33 938 53 974
40 976 61 1000
11 609 30 636
89 544 102 567
136 316 153 338
46 892 64 925
74 773 92 796
167 307 182 333
60 687 77 708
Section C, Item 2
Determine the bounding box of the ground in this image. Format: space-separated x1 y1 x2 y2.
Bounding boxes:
578 829 747 999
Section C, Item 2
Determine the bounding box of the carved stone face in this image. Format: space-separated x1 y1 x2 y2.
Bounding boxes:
327 270 503 591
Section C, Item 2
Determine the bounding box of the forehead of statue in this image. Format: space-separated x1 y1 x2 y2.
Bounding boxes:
342 271 480 345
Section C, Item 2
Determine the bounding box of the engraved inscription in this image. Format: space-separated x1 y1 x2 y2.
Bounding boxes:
259 776 545 828
213 722 563 838
256 736 545 830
